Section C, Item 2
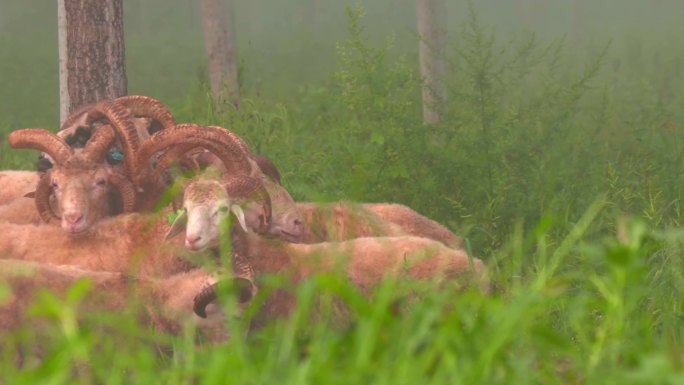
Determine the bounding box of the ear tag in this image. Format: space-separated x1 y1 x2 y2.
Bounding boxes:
167 208 184 225
110 147 125 161
165 208 188 240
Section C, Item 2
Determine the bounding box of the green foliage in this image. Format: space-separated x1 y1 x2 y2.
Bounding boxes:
3 1 684 383
3 213 684 384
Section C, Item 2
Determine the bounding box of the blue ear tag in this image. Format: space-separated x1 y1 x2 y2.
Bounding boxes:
110 147 125 161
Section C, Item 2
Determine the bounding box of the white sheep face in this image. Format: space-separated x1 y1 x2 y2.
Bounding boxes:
166 180 247 252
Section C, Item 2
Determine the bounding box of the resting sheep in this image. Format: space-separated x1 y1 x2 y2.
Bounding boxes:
296 202 463 248
0 173 273 279
8 124 137 234
0 259 256 363
3 96 178 231
0 195 42 225
0 171 39 206
135 123 304 239
249 155 462 248
165 179 488 325
196 233 488 326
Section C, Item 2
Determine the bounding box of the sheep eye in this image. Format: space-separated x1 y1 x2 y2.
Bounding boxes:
50 181 59 189
219 206 229 214
95 178 107 187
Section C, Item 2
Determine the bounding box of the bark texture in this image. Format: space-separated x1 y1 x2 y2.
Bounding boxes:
417 0 448 125
201 0 240 108
58 0 127 124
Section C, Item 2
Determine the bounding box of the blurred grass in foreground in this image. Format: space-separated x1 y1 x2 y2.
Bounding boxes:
1 203 683 384
1 2 684 383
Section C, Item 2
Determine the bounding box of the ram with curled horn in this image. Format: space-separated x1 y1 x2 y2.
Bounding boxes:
135 124 305 241
41 95 176 178
58 95 176 145
8 124 136 235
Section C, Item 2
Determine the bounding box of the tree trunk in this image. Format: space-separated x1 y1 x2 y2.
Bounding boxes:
303 0 320 30
58 0 127 125
201 0 240 108
416 0 448 125
572 0 584 47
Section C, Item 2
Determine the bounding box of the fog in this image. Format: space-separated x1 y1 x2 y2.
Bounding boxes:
1 0 683 127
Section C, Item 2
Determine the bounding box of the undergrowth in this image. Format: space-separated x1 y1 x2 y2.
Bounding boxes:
1 3 684 384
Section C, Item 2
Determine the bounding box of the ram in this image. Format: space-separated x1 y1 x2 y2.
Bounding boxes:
135 123 304 239
0 259 256 364
295 201 462 248
3 96 178 230
0 171 39 206
166 181 489 325
195 233 488 326
0 173 272 279
250 156 462 248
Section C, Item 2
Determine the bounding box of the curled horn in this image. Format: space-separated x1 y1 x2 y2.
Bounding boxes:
193 262 257 318
193 284 217 318
223 175 272 233
208 125 252 154
34 173 60 223
85 100 140 178
114 95 176 131
8 129 73 165
135 124 252 186
208 126 282 183
82 124 117 163
193 279 256 318
108 172 137 213
153 142 201 177
253 155 282 184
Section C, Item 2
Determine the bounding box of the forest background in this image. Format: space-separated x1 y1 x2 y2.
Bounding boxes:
2 0 684 383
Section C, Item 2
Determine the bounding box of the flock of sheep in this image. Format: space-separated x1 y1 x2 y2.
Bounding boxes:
0 95 488 355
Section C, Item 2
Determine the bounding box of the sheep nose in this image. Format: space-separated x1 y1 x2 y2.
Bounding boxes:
185 235 203 249
63 213 84 226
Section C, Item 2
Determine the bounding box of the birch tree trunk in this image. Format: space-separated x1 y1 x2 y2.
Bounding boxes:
57 0 127 124
201 0 240 108
417 0 448 125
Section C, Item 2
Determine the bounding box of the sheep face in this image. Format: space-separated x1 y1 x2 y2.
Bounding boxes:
251 179 304 242
49 159 112 234
166 180 248 252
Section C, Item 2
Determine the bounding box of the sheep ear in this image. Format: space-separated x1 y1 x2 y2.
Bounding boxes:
165 210 188 240
24 191 36 199
230 204 248 233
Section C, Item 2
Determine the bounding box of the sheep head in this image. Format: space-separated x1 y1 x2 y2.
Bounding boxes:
250 178 304 242
9 125 136 234
165 174 272 251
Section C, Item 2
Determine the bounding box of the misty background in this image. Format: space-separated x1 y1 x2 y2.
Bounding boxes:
1 0 683 127
2 0 684 254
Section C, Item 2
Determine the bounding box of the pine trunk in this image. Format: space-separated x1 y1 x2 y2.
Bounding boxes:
57 0 127 124
417 0 448 125
201 0 240 108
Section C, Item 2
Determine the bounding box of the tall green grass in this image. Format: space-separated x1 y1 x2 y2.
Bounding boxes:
2 2 684 383
2 202 683 384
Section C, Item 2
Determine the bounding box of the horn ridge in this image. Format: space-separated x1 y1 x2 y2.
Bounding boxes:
82 124 117 163
33 172 60 223
8 128 73 164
